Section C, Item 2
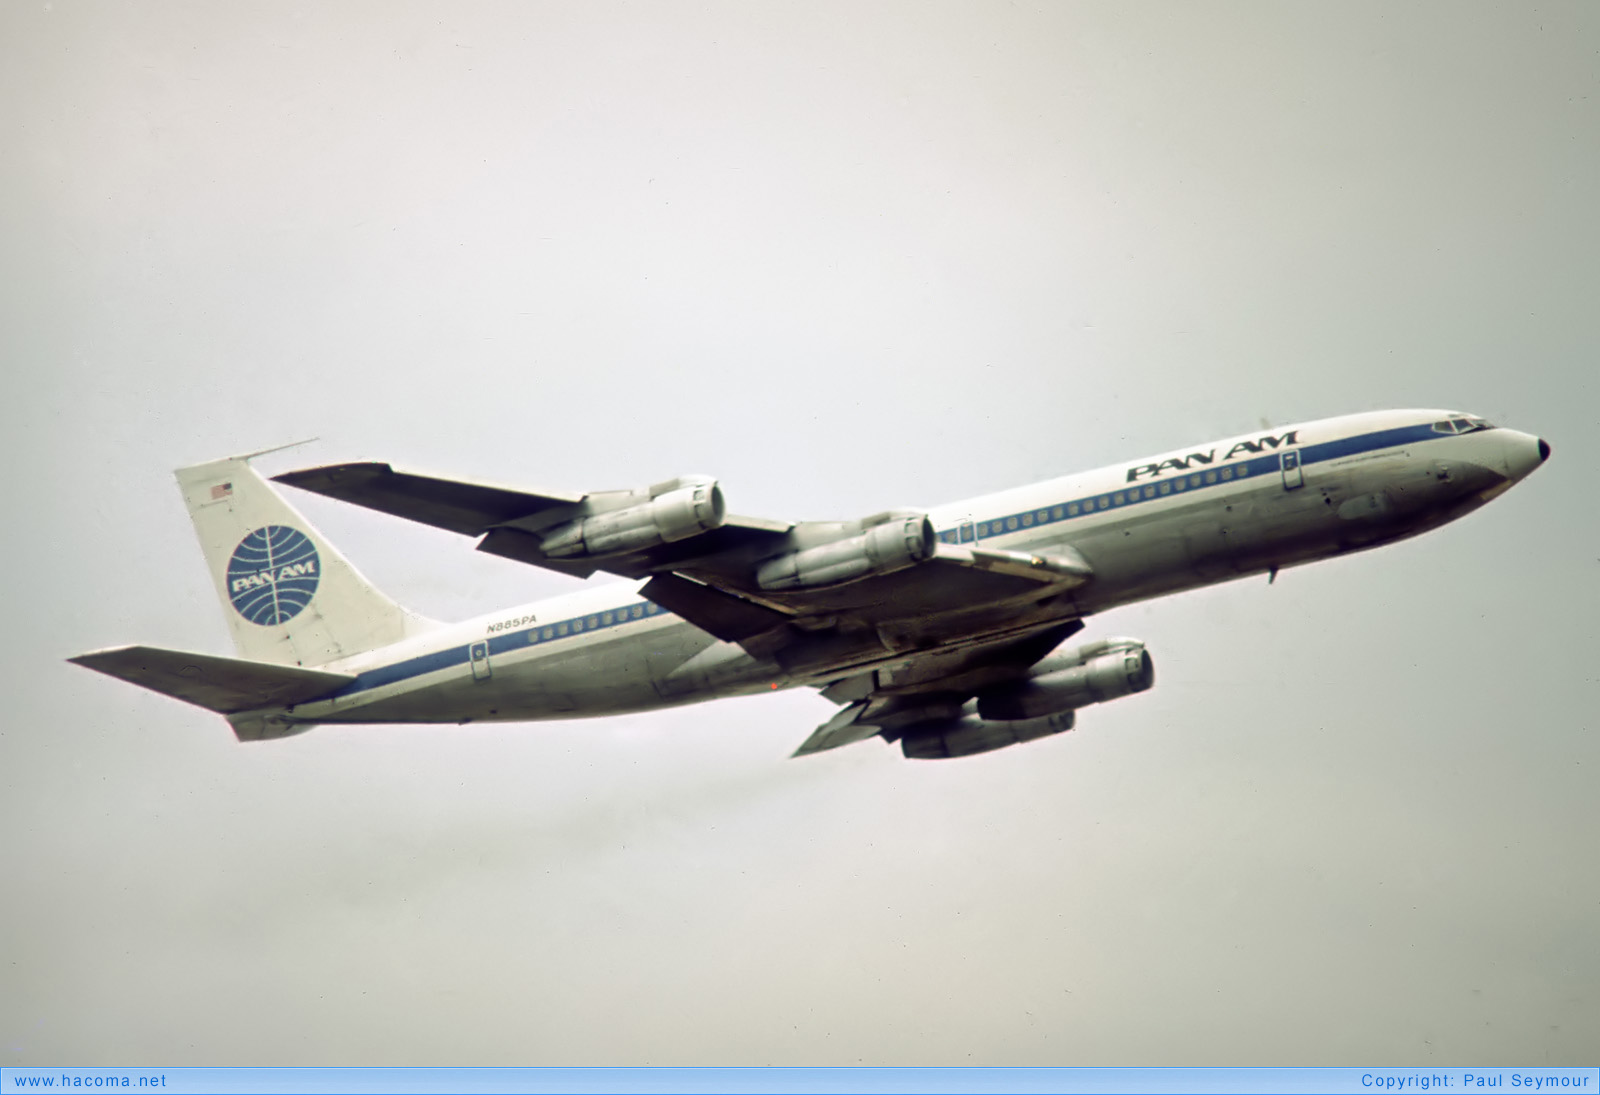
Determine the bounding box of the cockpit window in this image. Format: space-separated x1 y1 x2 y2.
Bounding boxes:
1433 416 1496 435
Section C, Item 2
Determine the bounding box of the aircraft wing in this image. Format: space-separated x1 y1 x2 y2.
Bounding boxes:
272 463 583 537
274 462 793 580
276 462 1093 660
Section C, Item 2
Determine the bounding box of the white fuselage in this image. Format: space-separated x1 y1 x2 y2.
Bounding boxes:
279 409 1544 729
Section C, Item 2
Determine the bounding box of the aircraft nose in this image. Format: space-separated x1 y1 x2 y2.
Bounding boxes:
1500 430 1548 481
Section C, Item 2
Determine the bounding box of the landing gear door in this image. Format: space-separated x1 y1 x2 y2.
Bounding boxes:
469 641 492 681
1280 449 1304 491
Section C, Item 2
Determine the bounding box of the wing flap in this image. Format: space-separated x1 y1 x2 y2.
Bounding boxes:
792 620 1085 757
791 702 883 757
69 645 353 714
744 545 1092 622
931 543 1093 586
639 573 791 643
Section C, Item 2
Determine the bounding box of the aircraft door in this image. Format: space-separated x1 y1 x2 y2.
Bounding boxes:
469 641 492 681
1280 449 1304 491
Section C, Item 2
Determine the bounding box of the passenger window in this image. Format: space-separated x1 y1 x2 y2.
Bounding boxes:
1021 513 1034 527
1007 516 1019 530
1158 482 1170 495
1205 470 1217 484
1221 467 1233 480
1068 503 1080 515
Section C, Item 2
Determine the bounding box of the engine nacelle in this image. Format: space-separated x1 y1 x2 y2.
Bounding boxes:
756 515 935 591
976 639 1154 721
901 711 1075 760
541 477 725 558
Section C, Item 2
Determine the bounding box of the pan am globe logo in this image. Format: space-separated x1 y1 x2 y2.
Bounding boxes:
227 525 320 626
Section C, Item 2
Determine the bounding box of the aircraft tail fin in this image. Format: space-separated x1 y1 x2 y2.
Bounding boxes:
68 645 350 740
175 453 438 667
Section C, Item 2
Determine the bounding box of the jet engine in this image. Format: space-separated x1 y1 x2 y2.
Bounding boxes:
541 477 725 558
976 638 1153 721
756 514 935 591
900 711 1076 759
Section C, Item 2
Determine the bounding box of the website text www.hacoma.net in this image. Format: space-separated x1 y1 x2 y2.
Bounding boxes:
12 1077 166 1088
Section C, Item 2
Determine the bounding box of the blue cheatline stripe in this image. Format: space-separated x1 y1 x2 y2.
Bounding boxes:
324 420 1462 703
1301 422 1440 464
330 599 670 698
935 421 1453 545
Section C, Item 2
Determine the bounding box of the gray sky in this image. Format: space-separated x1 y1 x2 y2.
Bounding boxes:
2 0 1596 1066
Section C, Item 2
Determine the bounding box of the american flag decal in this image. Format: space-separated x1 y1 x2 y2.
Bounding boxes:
211 482 233 500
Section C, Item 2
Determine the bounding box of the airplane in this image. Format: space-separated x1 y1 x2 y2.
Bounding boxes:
70 409 1549 759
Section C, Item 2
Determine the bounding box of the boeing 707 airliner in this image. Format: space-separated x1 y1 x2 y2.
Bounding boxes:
71 409 1549 759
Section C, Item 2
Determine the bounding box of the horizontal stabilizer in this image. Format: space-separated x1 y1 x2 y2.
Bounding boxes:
69 645 352 714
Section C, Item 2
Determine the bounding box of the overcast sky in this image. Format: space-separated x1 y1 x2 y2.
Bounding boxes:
2 1 1596 1066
